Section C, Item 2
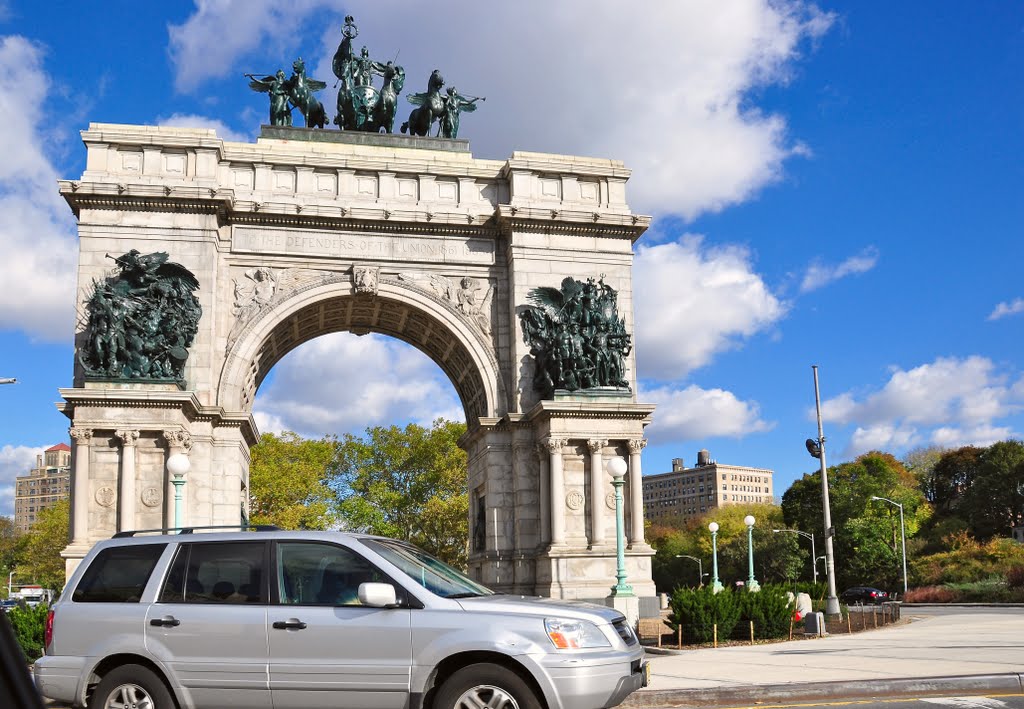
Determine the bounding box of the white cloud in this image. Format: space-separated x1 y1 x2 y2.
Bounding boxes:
988 298 1024 321
823 356 1024 457
167 1 834 217
0 36 77 341
0 444 44 517
799 246 879 293
253 332 463 437
634 235 786 380
156 113 250 143
641 384 773 445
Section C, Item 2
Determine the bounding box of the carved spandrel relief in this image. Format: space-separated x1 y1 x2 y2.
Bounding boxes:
397 271 494 336
226 267 340 351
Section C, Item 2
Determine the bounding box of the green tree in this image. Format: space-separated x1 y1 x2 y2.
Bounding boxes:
782 451 929 590
923 446 982 513
961 440 1024 539
21 499 69 592
331 419 469 568
0 516 26 598
249 431 337 530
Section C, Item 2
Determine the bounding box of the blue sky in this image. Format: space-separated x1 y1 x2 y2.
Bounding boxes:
0 1 1022 517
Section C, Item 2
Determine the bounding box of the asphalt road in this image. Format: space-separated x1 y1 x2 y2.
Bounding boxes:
903 605 1024 617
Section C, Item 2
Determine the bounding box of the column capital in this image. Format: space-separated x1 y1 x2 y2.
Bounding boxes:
162 429 193 452
69 427 93 444
627 438 648 454
544 437 568 454
115 430 140 446
587 439 609 454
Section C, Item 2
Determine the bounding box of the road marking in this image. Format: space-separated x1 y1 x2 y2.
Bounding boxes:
920 698 1010 709
711 695 1024 709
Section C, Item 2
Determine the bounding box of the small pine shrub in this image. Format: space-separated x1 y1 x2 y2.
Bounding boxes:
669 587 741 643
734 585 794 640
7 603 48 662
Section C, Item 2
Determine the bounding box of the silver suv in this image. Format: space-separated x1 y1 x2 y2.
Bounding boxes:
35 527 647 709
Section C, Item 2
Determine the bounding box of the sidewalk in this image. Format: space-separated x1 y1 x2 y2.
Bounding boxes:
624 609 1024 707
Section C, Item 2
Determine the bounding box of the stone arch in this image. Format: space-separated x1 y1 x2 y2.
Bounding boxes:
216 275 505 427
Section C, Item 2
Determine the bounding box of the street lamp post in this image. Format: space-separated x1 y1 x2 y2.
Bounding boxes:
773 528 817 584
166 453 191 529
809 365 841 617
871 495 908 596
815 555 826 578
606 457 633 598
675 555 703 587
744 515 760 592
708 522 723 593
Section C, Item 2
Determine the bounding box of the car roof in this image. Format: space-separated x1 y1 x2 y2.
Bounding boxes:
97 528 397 547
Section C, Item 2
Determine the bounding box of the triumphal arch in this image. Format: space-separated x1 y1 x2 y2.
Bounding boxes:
58 19 658 606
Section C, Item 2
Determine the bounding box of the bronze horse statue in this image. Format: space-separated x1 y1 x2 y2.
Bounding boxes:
288 58 327 129
401 70 445 137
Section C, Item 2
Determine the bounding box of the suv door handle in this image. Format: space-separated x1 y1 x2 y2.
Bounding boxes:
272 618 307 630
150 616 180 627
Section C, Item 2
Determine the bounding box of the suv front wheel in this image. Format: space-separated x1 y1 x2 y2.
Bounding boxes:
434 663 541 709
88 664 175 709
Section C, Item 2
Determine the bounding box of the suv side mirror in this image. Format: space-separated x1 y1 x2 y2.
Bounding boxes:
358 582 398 608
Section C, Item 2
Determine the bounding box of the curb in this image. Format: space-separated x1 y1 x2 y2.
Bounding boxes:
622 673 1024 708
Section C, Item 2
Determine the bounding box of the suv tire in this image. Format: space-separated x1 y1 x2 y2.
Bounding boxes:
434 662 541 709
88 664 175 709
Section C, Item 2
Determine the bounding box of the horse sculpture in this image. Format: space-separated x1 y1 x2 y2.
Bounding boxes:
288 58 327 129
401 70 446 137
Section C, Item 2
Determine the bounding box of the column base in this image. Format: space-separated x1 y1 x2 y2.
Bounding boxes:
61 544 91 582
606 593 640 627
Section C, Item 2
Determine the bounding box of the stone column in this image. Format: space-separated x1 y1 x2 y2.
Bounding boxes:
535 444 550 546
163 430 193 529
627 439 647 545
545 438 567 546
588 439 608 547
115 430 140 533
68 427 92 545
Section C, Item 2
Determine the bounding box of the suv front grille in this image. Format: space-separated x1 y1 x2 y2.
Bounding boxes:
612 618 638 646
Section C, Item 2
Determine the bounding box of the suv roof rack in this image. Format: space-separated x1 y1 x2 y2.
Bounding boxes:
111 524 281 538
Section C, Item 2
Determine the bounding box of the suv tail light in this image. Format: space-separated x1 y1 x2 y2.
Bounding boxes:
44 609 54 651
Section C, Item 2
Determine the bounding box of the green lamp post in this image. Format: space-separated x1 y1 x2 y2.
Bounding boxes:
167 453 190 530
708 521 724 593
744 514 760 592
607 457 633 597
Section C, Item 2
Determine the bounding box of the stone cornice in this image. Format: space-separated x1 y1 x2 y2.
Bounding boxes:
57 388 259 446
523 400 657 424
495 205 650 241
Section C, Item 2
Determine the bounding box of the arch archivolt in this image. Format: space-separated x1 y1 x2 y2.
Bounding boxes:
216 273 505 427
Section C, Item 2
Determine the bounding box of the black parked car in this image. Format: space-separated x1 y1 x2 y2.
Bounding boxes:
840 586 889 604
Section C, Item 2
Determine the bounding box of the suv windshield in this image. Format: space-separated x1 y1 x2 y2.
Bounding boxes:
364 539 494 599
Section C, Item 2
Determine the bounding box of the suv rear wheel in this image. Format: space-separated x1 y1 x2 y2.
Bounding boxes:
434 663 541 709
89 664 175 709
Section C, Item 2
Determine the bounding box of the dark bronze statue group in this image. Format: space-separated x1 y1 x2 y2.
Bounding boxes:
79 250 202 383
248 16 483 138
519 277 633 398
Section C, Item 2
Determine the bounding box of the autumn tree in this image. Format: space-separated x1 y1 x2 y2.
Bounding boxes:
248 431 337 530
961 440 1024 539
20 499 69 592
330 419 469 568
0 516 26 598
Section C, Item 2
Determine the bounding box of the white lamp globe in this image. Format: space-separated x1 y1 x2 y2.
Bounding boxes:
167 453 191 478
606 457 627 480
743 515 756 527
708 522 719 533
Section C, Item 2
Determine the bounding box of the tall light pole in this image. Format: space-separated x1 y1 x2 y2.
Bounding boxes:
809 365 840 617
708 522 723 592
744 515 760 592
607 457 633 598
871 495 908 596
773 528 817 584
675 554 703 587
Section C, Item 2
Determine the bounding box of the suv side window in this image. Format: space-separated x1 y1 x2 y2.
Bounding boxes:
72 544 166 603
276 542 386 606
158 541 266 604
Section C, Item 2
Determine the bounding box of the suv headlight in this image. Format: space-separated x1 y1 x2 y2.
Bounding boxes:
544 617 611 649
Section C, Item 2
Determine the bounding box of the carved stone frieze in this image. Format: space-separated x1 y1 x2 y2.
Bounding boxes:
352 265 380 295
226 267 341 351
397 271 493 335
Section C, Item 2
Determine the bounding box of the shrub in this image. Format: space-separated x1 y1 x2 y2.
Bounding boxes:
789 581 828 601
904 585 957 603
734 585 794 640
7 603 48 662
1006 565 1024 589
668 587 740 643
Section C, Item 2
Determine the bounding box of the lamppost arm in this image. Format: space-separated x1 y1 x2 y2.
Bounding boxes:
870 495 908 596
675 555 703 586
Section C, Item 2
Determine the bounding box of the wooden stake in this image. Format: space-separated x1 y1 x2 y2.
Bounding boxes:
678 624 683 649
713 623 718 648
873 608 877 628
750 620 755 645
789 617 794 641
847 614 852 633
